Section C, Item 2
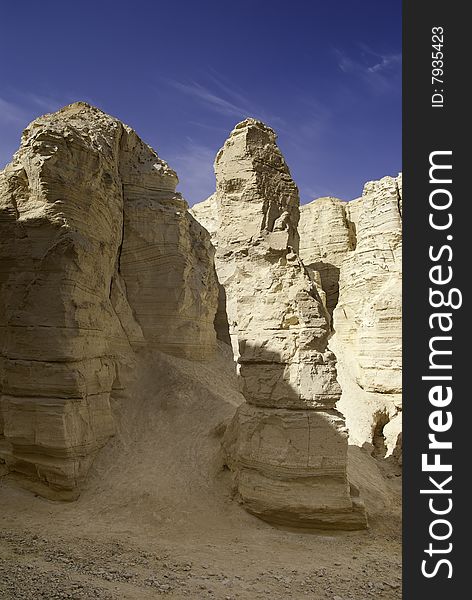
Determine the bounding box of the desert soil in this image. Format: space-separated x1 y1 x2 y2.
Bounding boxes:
0 347 401 600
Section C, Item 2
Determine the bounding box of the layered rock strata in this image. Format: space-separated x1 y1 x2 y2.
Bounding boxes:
0 103 218 498
299 176 402 457
193 119 367 529
298 196 355 316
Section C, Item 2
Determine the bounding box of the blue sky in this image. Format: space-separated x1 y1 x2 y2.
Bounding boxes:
0 0 401 205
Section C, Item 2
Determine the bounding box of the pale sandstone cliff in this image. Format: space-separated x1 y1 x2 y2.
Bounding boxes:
0 102 218 499
298 196 356 316
299 175 402 458
193 119 367 529
0 104 398 533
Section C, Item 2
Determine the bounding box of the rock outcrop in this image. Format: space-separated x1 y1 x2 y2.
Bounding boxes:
0 102 399 531
193 119 367 529
0 102 218 499
299 175 402 457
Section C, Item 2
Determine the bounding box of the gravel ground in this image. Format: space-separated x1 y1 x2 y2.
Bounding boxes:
0 518 401 600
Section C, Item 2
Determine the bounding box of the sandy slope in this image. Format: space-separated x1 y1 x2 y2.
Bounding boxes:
0 343 401 599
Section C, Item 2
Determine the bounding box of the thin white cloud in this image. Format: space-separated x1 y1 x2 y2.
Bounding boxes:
164 72 282 126
359 43 402 73
205 70 255 113
367 53 401 74
168 79 247 118
334 47 401 92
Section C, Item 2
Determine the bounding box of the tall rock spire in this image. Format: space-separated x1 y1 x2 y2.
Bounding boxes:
193 118 367 529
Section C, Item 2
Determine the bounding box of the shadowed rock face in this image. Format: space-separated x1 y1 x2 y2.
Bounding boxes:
298 175 402 459
193 119 367 529
299 196 356 316
0 102 218 498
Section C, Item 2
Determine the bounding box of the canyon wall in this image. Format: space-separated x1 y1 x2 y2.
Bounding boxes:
0 103 218 499
299 175 402 458
0 104 399 530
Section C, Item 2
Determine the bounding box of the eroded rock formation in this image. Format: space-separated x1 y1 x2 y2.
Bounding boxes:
299 175 402 458
0 103 398 533
0 102 218 499
193 119 367 529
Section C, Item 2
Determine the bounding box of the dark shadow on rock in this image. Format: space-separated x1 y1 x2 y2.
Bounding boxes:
222 339 368 530
347 219 357 250
306 261 340 318
214 282 231 346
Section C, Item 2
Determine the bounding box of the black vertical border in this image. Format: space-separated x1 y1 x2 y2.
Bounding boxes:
403 2 467 597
